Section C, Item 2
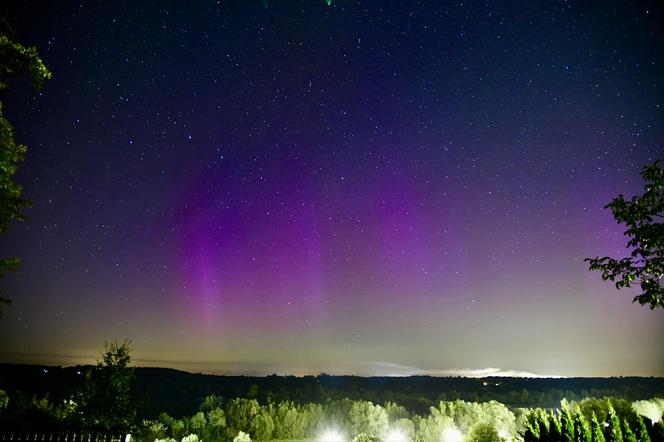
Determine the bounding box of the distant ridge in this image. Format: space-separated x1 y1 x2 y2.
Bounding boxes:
1 363 662 418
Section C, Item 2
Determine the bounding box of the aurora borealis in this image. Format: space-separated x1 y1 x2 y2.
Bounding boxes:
0 1 662 377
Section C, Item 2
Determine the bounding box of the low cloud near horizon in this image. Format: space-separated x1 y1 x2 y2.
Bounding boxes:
0 352 564 378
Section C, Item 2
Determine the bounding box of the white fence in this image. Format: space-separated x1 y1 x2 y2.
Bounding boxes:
0 434 127 442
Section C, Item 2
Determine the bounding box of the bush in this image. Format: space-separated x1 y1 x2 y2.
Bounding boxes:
465 422 501 442
142 419 167 440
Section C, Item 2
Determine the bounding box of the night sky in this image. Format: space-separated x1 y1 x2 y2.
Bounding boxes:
0 1 662 377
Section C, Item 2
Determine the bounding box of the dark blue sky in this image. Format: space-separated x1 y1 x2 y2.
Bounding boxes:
0 0 662 376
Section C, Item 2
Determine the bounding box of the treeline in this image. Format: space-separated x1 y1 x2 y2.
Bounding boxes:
2 363 663 418
1 352 663 441
133 369 664 417
137 396 664 442
2 389 663 441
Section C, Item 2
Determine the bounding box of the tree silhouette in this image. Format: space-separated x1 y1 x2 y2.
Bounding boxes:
585 161 663 309
0 31 52 315
78 340 138 431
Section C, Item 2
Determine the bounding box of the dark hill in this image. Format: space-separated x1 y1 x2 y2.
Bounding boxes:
1 363 662 418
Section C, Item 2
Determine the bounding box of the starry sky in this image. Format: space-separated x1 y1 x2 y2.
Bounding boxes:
0 0 662 378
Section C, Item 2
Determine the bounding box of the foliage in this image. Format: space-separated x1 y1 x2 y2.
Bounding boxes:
634 415 651 442
31 395 78 423
632 398 664 424
436 400 514 436
142 419 167 440
224 397 274 440
78 340 138 431
225 398 260 439
514 398 664 442
464 422 501 442
3 382 661 442
348 400 389 437
0 33 52 315
574 405 593 442
324 398 355 429
352 432 379 442
171 419 187 440
591 413 607 442
181 435 200 442
416 400 516 442
577 397 637 428
205 407 228 441
621 420 637 442
607 400 624 442
269 400 306 439
585 161 664 308
0 389 8 410
251 407 275 440
384 401 410 421
190 411 207 433
0 35 52 89
417 405 454 442
393 418 415 438
560 399 576 441
302 402 325 436
200 394 224 413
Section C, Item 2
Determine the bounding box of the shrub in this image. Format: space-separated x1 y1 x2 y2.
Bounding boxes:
190 411 207 434
142 419 167 440
465 422 501 442
172 420 187 440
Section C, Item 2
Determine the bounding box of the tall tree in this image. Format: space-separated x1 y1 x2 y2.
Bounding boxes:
78 340 138 431
0 30 52 315
585 161 664 309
